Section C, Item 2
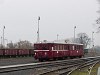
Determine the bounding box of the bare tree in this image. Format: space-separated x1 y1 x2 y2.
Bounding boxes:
0 44 4 49
76 33 91 48
7 40 33 49
7 41 17 49
16 40 33 49
96 0 100 32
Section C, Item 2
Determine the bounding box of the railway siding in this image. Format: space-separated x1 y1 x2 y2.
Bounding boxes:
69 61 100 75
90 62 100 75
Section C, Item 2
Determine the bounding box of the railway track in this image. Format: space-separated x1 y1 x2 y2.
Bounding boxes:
0 57 100 75
37 60 99 75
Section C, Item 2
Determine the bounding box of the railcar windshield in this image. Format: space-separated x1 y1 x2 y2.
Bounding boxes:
34 43 52 50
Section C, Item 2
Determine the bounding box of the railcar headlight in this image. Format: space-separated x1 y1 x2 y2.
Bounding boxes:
57 51 58 53
45 52 47 55
35 53 36 55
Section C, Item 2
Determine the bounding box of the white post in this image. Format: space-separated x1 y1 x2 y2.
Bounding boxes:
92 32 94 46
74 26 76 43
57 34 59 40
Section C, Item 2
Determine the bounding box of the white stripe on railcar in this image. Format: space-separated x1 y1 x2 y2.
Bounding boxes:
34 50 49 51
34 50 68 51
52 50 68 51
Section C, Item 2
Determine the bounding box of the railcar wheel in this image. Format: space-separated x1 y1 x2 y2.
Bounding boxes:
53 58 57 61
70 57 74 59
79 56 82 58
39 59 43 62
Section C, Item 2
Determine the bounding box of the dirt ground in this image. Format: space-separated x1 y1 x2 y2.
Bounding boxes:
0 57 38 66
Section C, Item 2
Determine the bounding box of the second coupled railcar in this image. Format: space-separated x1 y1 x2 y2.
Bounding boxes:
34 43 84 61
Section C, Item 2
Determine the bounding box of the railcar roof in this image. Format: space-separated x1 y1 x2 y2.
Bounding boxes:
34 42 83 45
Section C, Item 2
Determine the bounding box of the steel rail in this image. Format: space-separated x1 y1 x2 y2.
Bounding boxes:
89 61 99 75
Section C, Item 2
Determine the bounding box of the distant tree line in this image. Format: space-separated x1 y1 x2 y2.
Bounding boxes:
0 33 91 49
0 40 34 49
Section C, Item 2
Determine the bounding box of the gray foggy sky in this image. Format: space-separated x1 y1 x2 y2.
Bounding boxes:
0 0 99 45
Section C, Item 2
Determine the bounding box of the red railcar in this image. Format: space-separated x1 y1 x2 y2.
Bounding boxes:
34 43 84 61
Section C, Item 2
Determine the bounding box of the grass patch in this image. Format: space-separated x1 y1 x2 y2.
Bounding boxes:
90 63 100 75
70 67 89 75
70 62 100 75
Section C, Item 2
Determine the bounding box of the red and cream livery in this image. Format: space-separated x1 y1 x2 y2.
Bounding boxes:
34 43 84 61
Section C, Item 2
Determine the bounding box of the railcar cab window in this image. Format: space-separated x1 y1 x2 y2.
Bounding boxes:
67 45 70 50
34 44 49 50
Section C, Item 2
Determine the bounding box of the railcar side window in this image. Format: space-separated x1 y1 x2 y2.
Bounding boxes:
42 47 47 50
59 45 61 50
79 46 80 50
55 46 57 50
60 45 62 50
58 45 60 50
77 45 78 50
68 45 70 50
64 45 67 50
59 45 60 50
75 45 76 50
78 46 79 50
79 46 81 50
62 45 64 50
56 45 58 50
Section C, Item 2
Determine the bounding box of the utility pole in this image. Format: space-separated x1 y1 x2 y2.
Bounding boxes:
5 39 8 48
74 26 76 43
92 31 95 56
3 26 5 47
37 16 40 43
57 34 59 40
92 32 94 46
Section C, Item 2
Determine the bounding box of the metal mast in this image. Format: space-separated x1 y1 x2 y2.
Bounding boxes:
37 16 40 43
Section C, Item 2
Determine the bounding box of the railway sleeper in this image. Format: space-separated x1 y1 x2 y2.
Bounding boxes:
54 67 77 75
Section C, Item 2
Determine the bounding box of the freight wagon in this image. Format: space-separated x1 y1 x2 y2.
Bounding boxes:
0 49 34 58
